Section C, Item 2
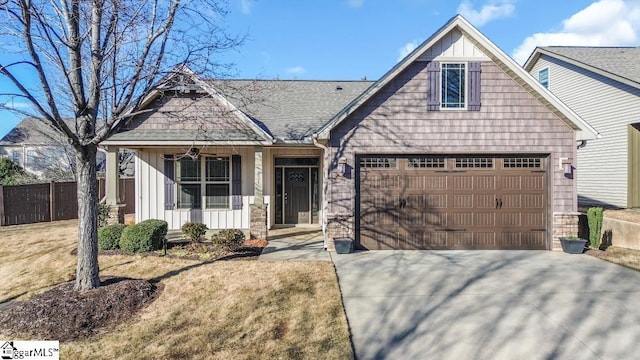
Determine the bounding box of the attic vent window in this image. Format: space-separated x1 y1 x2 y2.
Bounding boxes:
335 85 343 91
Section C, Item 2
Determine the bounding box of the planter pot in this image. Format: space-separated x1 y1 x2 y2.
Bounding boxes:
560 238 588 254
334 238 353 254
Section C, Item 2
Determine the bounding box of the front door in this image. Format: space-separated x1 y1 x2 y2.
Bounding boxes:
284 168 310 224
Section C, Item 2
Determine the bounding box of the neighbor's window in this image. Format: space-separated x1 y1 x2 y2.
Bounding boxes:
538 68 549 88
441 63 466 109
26 149 36 166
176 156 231 209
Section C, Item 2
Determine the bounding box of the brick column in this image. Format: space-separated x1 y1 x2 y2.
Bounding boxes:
552 212 579 250
250 204 267 240
107 204 126 225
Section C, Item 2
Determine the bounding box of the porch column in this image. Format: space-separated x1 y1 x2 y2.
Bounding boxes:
254 146 264 205
250 146 267 239
104 146 124 224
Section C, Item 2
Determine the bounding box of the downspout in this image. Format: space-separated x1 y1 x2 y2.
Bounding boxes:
577 140 587 149
312 134 329 250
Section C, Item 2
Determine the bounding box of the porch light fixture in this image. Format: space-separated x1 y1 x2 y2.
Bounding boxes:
559 157 572 177
564 163 573 176
338 157 347 176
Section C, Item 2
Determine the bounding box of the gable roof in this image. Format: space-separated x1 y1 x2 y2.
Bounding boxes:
0 117 70 146
104 68 275 146
104 69 373 145
524 46 640 90
316 15 600 141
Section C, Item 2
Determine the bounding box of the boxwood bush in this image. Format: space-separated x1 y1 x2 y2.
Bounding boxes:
98 223 127 250
211 229 245 251
119 219 168 253
181 222 208 242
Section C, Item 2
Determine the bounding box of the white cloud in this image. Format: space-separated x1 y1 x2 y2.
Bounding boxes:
457 0 515 27
512 0 640 64
347 0 364 8
398 40 419 62
240 0 254 15
286 66 306 75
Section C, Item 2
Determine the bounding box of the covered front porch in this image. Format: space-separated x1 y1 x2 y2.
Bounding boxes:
103 144 326 240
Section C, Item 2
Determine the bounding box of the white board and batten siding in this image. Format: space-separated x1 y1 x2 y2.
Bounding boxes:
530 55 640 208
135 147 255 230
417 28 490 62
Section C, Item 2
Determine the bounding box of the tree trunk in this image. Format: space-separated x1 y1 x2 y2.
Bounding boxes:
74 144 100 290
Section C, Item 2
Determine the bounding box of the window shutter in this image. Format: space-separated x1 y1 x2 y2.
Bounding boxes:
231 155 242 210
164 155 175 210
426 61 440 111
468 62 482 111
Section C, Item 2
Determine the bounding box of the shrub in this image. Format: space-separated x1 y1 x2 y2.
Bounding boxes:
97 202 111 228
587 207 604 248
119 219 168 253
98 224 127 250
211 229 245 251
181 222 208 242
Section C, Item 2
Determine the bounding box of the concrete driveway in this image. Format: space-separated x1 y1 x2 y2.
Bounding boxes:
331 250 640 360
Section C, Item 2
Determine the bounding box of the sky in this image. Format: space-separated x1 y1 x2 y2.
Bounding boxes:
1 0 639 138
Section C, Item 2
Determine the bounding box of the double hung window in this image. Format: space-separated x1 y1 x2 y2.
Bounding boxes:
176 156 230 209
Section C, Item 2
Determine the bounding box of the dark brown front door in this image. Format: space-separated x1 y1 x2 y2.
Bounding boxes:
358 155 547 250
285 168 310 224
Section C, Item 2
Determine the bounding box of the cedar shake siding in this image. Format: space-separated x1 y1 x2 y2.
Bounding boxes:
327 61 577 249
114 92 264 142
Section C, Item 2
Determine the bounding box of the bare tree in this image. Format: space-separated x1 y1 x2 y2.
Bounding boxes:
0 0 242 290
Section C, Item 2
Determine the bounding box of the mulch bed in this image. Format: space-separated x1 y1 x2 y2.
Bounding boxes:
100 239 269 261
0 278 161 341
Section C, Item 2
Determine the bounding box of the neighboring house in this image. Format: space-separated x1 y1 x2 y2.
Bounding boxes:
0 117 76 179
525 47 640 208
103 15 598 251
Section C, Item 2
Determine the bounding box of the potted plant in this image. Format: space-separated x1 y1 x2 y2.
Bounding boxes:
334 238 353 254
559 236 588 254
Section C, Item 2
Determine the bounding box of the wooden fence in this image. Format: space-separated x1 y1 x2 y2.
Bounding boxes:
0 178 134 226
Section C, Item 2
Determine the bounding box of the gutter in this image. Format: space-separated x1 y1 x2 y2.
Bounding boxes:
312 133 329 250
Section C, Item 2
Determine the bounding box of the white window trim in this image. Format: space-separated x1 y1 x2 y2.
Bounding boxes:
440 62 468 111
538 67 549 89
175 156 232 210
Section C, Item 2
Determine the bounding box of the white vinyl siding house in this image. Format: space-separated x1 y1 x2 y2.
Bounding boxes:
526 48 640 208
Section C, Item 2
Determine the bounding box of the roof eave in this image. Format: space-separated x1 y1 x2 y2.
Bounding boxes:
101 139 273 147
524 48 640 91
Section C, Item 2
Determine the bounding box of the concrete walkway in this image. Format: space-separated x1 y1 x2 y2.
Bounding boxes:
258 226 330 261
331 250 640 360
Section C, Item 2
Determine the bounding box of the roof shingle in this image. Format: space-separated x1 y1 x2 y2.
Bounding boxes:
540 46 640 85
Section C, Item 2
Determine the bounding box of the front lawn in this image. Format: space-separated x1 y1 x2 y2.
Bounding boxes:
0 220 353 360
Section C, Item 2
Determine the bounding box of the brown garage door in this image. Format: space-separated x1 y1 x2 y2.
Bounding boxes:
357 155 547 250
